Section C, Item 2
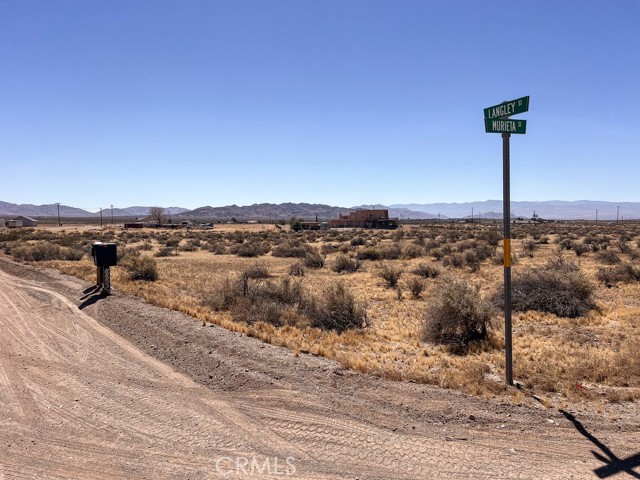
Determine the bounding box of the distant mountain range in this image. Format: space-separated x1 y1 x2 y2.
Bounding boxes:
390 200 639 221
0 202 188 218
0 200 638 221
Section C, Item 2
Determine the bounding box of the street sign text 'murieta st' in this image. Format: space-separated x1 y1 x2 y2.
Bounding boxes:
484 118 527 134
484 96 529 120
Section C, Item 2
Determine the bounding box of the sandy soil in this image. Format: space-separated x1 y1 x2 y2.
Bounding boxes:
0 259 638 479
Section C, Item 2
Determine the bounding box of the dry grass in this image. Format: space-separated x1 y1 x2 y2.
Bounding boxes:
10 222 640 406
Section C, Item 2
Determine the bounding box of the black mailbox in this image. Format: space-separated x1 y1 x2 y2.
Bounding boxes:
91 242 117 267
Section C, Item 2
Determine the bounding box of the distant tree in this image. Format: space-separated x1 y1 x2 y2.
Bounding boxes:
149 206 165 226
290 218 303 232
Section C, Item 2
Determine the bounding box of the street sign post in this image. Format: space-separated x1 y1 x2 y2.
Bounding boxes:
483 95 529 386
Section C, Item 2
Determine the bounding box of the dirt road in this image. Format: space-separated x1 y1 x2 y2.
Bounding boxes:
0 260 638 479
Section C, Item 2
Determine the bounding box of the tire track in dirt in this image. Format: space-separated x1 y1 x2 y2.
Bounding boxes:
0 268 315 479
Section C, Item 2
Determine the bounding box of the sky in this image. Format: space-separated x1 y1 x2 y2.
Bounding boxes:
1 1 639 211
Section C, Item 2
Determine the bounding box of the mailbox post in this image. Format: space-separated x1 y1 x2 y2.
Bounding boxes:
91 242 117 294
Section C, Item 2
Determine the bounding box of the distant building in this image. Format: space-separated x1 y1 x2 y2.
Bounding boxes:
12 216 38 227
0 219 5 228
329 209 398 229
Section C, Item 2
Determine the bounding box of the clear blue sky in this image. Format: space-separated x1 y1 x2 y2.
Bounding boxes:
1 1 639 211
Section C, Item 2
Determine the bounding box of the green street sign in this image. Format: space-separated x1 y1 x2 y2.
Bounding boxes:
484 118 527 134
484 96 529 119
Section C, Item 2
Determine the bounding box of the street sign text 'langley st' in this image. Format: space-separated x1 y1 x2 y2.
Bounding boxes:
484 96 529 120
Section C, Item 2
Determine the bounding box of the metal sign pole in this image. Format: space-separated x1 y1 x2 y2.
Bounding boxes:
502 132 513 386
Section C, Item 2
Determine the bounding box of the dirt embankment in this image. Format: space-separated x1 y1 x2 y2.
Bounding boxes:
0 258 638 479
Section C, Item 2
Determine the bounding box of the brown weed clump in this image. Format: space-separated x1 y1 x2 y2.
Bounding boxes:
496 259 595 318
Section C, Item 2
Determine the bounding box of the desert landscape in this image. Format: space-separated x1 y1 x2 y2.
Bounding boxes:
2 219 639 407
1 218 639 478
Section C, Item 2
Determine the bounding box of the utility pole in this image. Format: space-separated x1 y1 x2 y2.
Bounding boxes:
100 208 103 227
110 204 114 225
55 202 61 227
596 210 598 223
617 206 620 223
471 207 474 222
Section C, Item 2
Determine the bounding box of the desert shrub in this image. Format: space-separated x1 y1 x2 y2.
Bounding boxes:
244 262 270 279
303 249 325 269
442 253 464 269
332 254 360 273
430 245 451 260
117 246 140 262
412 262 441 278
356 246 381 261
463 250 481 271
424 276 492 352
178 239 201 252
478 229 501 246
320 243 340 255
232 277 310 327
496 260 595 318
289 261 305 277
272 239 309 258
522 240 537 257
310 282 366 333
572 243 589 256
380 244 402 260
165 237 181 247
11 242 84 262
126 256 158 281
139 241 153 251
596 262 640 286
558 237 574 250
377 264 403 288
407 276 426 299
206 241 227 255
596 250 621 265
613 239 631 254
402 243 424 259
350 236 366 246
155 247 177 257
201 276 239 311
236 241 270 258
